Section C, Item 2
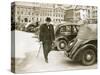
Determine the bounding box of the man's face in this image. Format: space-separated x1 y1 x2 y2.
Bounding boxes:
46 22 50 25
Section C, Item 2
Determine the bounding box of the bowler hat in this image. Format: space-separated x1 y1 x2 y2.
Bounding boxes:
45 17 51 22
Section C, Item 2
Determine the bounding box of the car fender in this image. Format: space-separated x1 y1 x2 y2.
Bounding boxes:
72 44 96 60
55 36 68 45
55 36 68 42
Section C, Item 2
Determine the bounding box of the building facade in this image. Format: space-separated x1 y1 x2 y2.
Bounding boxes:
11 2 65 26
64 5 97 24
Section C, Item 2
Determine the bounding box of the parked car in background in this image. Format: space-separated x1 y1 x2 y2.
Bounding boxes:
54 23 80 51
64 24 97 66
25 22 39 33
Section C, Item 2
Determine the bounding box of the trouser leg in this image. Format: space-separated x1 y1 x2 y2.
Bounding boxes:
43 41 52 63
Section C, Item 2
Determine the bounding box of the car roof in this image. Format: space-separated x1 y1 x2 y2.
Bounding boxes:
58 23 80 26
55 23 80 30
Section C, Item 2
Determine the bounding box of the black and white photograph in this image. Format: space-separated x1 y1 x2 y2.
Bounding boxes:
11 1 97 73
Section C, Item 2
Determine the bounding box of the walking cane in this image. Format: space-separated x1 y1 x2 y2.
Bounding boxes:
36 42 42 57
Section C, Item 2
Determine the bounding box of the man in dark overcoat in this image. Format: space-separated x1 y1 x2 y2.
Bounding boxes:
39 17 55 63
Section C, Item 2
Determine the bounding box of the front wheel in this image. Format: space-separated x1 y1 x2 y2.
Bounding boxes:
80 48 96 66
57 39 68 51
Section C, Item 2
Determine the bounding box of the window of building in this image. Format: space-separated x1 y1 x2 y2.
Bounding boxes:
41 13 43 16
50 14 51 16
40 18 42 21
59 10 61 12
55 9 57 12
43 13 44 16
56 19 58 21
37 18 38 21
59 14 60 17
17 16 20 21
56 14 57 17
59 19 60 22
44 13 46 16
21 11 23 14
17 7 19 11
32 18 34 20
28 12 31 15
24 18 28 22
50 10 52 12
25 8 27 12
22 20 23 22
17 11 19 14
61 15 63 17
53 14 55 16
29 20 31 22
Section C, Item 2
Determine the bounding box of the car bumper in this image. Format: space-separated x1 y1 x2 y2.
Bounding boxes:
64 48 76 60
64 51 71 58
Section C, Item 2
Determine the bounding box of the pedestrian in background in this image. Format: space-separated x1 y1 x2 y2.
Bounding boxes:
39 17 55 63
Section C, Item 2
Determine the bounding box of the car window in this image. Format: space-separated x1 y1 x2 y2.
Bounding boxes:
66 26 71 32
76 26 80 30
60 26 66 32
73 26 78 33
60 26 71 32
59 25 80 34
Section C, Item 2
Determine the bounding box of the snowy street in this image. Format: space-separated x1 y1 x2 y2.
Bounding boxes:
12 31 97 73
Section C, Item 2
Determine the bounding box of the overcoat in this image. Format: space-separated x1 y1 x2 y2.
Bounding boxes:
39 23 55 42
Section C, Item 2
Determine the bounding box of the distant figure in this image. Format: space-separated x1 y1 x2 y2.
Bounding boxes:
39 17 55 63
35 21 39 27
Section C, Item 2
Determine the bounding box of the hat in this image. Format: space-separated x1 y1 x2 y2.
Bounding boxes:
45 17 51 22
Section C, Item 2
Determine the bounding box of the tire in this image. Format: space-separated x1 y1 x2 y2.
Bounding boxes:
80 48 96 66
57 39 68 51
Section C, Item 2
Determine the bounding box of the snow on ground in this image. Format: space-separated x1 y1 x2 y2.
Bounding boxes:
13 30 39 58
12 30 97 73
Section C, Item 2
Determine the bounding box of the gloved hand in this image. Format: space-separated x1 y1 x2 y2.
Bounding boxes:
52 41 55 46
51 41 56 50
40 41 43 45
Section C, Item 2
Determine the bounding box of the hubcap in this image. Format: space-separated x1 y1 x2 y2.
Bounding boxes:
60 42 66 48
81 49 96 66
86 54 92 61
61 43 65 47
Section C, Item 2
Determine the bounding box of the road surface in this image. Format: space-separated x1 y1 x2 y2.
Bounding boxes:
12 31 97 73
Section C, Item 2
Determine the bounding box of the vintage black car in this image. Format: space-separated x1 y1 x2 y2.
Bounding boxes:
64 24 97 66
25 22 39 33
54 23 80 51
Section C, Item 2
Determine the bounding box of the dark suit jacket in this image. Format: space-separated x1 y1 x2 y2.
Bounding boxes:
39 23 55 42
